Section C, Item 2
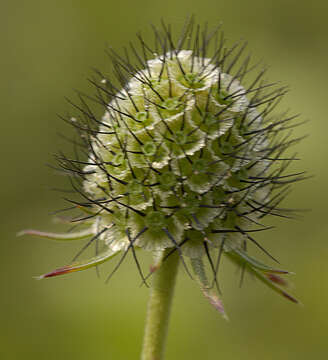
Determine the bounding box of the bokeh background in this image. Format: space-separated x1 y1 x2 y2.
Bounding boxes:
2 0 328 359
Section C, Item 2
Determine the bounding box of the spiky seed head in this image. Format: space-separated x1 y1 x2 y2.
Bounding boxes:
21 19 305 312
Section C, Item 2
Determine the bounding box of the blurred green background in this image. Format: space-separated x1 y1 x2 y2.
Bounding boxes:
1 0 327 359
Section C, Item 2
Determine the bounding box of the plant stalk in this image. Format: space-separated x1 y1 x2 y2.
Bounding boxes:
141 249 179 360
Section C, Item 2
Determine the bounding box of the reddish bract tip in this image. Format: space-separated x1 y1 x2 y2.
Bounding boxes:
40 266 76 279
203 291 228 320
281 290 299 304
266 273 288 286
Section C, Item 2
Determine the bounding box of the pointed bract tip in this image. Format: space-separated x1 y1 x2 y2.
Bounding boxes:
203 291 229 321
281 290 299 304
17 229 47 237
39 266 76 279
33 275 45 280
16 230 29 237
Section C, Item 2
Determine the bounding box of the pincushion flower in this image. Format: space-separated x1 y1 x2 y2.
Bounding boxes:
20 18 305 360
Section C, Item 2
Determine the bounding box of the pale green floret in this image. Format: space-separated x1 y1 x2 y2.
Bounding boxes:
82 50 270 258
135 111 148 122
142 142 157 157
180 72 205 89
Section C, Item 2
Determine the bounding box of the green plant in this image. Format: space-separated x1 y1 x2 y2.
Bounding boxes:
20 17 305 360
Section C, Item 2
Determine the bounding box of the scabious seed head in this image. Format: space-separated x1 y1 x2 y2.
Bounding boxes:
22 19 305 310
81 48 276 259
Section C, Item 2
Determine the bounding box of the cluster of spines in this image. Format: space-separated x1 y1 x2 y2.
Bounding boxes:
20 17 306 310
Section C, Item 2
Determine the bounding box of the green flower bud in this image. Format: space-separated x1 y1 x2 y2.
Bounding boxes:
21 19 304 310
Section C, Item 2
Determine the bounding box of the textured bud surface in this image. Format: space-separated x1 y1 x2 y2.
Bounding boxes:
22 20 304 306
83 50 269 258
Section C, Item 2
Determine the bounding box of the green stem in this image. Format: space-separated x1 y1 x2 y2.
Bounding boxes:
141 249 180 360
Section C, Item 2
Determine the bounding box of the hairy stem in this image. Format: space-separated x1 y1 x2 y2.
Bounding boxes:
141 249 180 360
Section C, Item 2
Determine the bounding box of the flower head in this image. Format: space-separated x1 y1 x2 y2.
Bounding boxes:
20 19 305 314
